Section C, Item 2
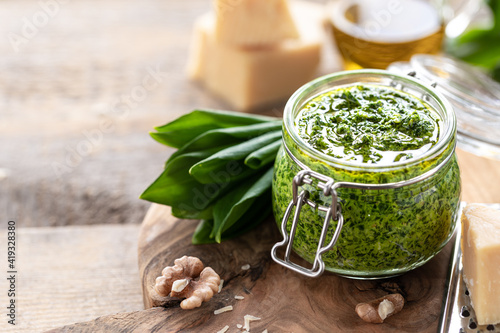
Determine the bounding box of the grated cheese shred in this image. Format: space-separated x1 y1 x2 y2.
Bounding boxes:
218 279 224 293
216 325 229 333
214 305 233 315
243 314 261 331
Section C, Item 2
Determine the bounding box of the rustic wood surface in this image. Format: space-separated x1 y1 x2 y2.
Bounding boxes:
132 204 455 333
0 0 219 229
0 224 143 333
0 0 335 228
456 149 500 203
47 204 458 333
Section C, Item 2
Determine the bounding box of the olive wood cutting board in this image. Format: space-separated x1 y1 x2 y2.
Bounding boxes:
46 203 454 332
136 203 454 333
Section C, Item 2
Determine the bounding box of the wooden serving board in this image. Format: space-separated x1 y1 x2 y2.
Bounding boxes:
135 203 454 333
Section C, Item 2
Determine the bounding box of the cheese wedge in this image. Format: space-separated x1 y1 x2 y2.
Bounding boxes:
187 1 324 111
461 204 500 325
213 0 299 46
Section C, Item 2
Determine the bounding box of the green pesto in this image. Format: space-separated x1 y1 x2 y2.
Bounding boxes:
272 85 461 279
296 85 440 164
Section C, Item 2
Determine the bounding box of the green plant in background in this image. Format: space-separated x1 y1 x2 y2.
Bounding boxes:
140 110 282 244
446 0 500 81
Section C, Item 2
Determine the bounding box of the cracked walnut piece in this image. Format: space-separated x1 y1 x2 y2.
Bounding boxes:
154 256 221 310
355 293 404 323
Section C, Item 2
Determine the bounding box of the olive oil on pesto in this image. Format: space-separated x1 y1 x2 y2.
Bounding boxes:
296 85 440 164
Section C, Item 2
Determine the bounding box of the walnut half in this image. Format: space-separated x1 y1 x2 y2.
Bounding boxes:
154 256 221 310
355 293 404 323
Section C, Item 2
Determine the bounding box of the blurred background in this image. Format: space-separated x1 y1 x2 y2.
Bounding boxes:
1 0 221 228
0 0 498 331
1 0 497 228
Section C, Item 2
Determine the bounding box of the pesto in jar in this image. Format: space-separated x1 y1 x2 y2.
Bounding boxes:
296 85 440 164
272 82 461 279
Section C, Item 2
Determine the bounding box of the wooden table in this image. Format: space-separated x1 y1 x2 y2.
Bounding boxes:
0 225 144 333
456 149 500 203
0 0 499 332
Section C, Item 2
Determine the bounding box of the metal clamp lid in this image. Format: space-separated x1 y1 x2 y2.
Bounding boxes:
271 168 344 278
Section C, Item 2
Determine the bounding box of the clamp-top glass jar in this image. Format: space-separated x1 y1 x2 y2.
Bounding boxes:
271 70 461 279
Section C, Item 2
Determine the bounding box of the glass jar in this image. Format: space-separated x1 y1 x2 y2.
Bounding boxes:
388 54 500 160
271 69 461 279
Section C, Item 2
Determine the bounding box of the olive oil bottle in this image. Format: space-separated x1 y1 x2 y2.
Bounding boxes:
330 0 445 70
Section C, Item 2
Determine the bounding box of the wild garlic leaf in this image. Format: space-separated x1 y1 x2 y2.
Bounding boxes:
172 205 213 220
446 0 500 78
245 140 282 169
212 167 274 243
140 150 229 209
151 109 278 148
142 109 282 244
192 219 215 245
191 192 271 244
169 120 282 161
189 131 282 184
219 192 272 239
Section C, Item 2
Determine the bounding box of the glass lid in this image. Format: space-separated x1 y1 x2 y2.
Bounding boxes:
388 54 500 160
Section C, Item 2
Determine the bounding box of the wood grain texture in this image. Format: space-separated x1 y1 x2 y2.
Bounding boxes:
135 204 453 332
456 148 500 203
46 203 455 332
0 225 143 333
0 0 338 229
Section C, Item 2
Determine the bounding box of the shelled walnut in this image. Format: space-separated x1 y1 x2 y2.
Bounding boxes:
355 293 404 323
154 256 221 310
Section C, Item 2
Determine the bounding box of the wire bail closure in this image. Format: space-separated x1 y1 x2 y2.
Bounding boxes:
271 169 344 278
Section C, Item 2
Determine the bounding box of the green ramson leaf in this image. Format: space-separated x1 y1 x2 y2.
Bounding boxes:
151 109 278 148
219 192 272 238
456 41 500 68
446 0 500 78
191 192 271 244
142 109 282 244
492 63 500 81
487 0 500 32
189 131 282 184
172 205 213 220
140 150 230 209
169 120 283 160
211 167 274 243
164 143 235 167
245 140 282 169
192 219 214 245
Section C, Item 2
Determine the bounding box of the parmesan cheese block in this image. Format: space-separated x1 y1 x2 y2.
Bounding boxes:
187 1 324 111
461 204 500 325
213 0 299 46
